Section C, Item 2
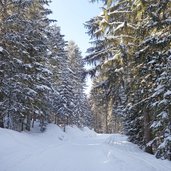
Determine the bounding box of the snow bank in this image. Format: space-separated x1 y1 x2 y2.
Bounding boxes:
65 125 97 139
0 124 66 153
0 124 96 148
0 124 97 171
82 127 97 137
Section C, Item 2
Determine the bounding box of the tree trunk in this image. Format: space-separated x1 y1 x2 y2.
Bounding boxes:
32 115 36 128
0 116 4 128
107 98 113 133
105 104 108 133
21 122 24 131
26 114 31 131
55 115 57 124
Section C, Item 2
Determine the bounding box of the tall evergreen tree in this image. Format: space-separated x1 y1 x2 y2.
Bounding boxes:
127 0 171 159
0 0 54 131
66 41 92 127
85 0 135 133
86 0 171 160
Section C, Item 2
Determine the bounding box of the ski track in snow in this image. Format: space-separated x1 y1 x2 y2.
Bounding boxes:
0 124 171 171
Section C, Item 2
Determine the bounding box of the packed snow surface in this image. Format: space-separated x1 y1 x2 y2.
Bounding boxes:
1 124 171 171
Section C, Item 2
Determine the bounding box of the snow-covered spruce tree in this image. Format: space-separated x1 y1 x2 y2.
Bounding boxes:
87 0 171 160
0 0 54 131
85 0 137 133
145 1 171 160
45 25 78 126
51 39 75 124
44 25 68 123
128 0 171 159
66 41 89 127
81 94 93 128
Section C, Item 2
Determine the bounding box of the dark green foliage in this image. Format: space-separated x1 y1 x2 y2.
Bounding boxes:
85 0 171 160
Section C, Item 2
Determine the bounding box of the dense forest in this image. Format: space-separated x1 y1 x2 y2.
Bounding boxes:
86 0 171 160
0 0 171 161
0 0 92 131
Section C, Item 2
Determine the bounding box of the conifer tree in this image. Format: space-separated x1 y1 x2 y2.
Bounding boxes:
66 41 91 126
86 0 171 160
85 0 135 133
0 0 54 131
128 0 171 159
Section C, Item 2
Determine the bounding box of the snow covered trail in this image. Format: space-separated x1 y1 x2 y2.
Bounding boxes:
0 124 171 171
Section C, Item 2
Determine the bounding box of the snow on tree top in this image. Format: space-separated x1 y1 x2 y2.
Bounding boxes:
158 111 168 119
0 46 3 52
115 67 124 73
164 90 171 98
42 68 52 75
150 121 162 129
36 85 51 91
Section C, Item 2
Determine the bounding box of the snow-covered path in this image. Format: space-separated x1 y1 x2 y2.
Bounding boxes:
1 124 171 171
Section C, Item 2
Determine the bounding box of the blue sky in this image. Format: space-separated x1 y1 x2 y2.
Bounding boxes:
49 0 102 56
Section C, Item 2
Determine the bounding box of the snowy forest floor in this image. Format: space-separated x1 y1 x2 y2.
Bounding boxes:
0 123 171 171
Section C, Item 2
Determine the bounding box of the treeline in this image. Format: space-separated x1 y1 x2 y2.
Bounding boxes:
85 0 171 160
0 0 92 132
